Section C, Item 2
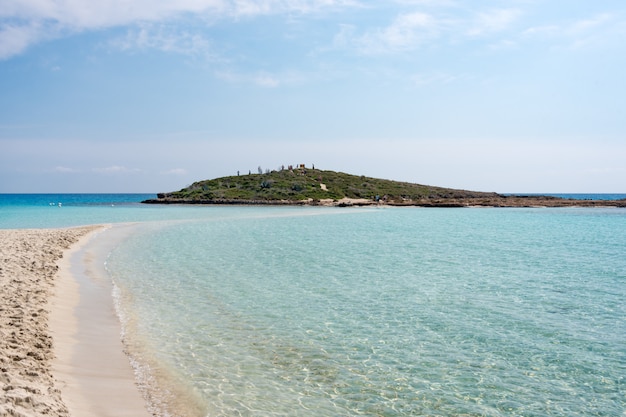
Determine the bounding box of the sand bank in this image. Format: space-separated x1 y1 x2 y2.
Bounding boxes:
0 226 150 417
0 227 96 416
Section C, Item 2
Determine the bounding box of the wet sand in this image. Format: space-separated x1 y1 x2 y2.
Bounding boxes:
0 226 151 417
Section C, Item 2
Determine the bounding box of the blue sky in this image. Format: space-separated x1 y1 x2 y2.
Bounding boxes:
1 0 625 193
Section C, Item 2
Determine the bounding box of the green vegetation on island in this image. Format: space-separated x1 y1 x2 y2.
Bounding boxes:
143 165 626 207
147 166 498 205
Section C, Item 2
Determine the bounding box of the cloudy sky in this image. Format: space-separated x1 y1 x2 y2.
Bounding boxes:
1 0 625 193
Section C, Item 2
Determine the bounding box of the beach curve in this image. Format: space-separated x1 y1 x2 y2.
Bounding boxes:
0 225 151 417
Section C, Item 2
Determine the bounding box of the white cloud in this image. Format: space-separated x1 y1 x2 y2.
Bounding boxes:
215 69 302 87
0 0 359 60
0 0 224 29
382 12 436 47
53 165 79 173
412 71 464 86
467 8 521 37
254 74 280 87
347 11 441 54
331 23 356 49
111 24 216 58
0 0 225 59
523 14 617 40
392 0 456 5
162 168 189 175
359 6 623 58
93 165 142 174
571 13 614 34
521 12 625 50
488 38 517 51
230 0 360 17
567 13 623 50
0 22 45 60
522 25 559 38
331 7 525 55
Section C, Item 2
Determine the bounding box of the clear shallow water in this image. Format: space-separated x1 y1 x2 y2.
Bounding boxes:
107 207 625 417
2 195 625 416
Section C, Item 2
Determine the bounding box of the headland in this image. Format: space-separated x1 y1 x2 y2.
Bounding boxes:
142 167 626 208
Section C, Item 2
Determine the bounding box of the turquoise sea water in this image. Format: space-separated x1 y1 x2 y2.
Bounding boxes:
2 195 625 416
508 193 626 201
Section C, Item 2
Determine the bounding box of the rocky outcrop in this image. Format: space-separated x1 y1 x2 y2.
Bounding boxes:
144 170 626 208
143 195 626 208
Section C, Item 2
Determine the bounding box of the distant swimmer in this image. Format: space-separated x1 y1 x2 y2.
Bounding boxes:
58 202 62 207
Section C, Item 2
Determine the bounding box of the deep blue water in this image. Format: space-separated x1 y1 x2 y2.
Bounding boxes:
0 193 209 228
508 193 626 200
0 193 156 206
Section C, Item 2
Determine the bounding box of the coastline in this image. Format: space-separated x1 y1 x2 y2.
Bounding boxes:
142 195 626 208
140 169 625 208
0 225 150 417
51 223 151 417
0 226 96 416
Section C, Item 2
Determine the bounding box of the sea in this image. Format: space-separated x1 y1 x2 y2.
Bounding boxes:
1 194 625 417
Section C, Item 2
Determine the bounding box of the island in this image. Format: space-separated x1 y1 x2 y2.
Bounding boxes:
142 166 626 208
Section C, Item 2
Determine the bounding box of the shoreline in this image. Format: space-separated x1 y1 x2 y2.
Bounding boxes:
0 226 95 416
51 223 151 417
0 225 150 417
142 195 626 208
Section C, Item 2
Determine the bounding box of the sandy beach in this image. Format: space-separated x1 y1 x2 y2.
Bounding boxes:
0 226 151 417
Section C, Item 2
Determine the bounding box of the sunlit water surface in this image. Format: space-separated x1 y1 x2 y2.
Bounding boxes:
106 207 625 417
2 195 624 416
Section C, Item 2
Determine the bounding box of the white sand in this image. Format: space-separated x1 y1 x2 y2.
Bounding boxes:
0 227 94 416
0 226 151 417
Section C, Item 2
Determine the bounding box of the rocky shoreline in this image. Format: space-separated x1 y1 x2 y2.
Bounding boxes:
142 195 626 208
146 169 626 208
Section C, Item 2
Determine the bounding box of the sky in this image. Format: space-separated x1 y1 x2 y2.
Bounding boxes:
1 0 625 193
